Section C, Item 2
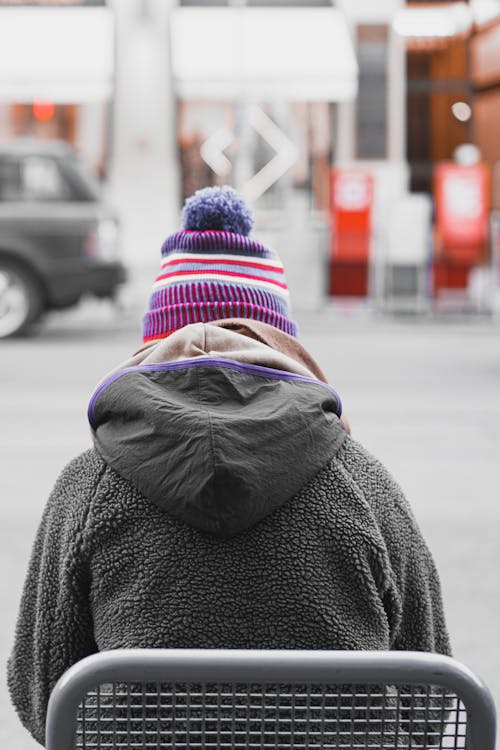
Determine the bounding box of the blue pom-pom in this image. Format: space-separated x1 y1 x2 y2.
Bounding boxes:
182 185 253 236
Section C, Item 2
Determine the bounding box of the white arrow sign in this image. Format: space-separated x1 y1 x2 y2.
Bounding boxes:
199 105 299 201
242 106 299 202
200 128 233 178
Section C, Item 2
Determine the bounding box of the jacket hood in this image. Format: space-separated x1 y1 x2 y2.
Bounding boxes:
88 321 346 537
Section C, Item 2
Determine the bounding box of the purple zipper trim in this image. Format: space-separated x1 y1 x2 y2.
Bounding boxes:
88 357 342 430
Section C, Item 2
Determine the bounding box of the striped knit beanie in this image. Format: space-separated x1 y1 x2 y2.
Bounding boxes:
142 186 297 342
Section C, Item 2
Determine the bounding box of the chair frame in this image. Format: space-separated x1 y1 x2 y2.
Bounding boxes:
45 648 497 750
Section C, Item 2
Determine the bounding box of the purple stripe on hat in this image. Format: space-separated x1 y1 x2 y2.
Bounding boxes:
162 231 276 259
142 301 298 340
148 282 291 319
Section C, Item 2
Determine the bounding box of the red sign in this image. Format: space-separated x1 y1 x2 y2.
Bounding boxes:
331 169 373 262
434 163 489 249
334 171 372 213
329 168 373 297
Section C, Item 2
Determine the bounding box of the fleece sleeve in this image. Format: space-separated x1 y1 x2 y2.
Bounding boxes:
369 459 451 656
340 438 451 657
7 451 103 746
388 514 451 656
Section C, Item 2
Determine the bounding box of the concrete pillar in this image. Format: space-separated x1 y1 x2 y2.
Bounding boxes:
108 0 179 277
75 102 107 174
387 23 406 162
335 0 406 164
336 100 356 162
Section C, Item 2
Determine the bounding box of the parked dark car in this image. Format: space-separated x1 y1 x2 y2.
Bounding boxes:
0 140 126 338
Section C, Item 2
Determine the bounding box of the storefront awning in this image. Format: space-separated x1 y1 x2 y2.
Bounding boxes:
170 7 358 102
0 7 113 103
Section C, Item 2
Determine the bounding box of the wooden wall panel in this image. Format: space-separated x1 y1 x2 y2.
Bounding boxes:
471 22 500 89
473 89 500 207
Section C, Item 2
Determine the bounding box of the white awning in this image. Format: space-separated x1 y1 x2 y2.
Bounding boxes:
170 7 358 102
0 7 113 103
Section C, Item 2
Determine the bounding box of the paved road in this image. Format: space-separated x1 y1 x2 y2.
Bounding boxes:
1 302 499 749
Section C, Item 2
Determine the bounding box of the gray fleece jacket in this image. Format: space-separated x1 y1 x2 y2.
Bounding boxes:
8 322 451 746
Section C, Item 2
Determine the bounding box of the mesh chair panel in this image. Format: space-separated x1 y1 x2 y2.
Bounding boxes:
76 681 466 749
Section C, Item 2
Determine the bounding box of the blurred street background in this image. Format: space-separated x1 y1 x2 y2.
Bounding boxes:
1 0 500 746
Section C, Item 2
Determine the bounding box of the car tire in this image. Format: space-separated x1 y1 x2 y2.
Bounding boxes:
0 260 44 339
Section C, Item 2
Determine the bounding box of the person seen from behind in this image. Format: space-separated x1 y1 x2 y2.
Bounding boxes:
8 186 451 745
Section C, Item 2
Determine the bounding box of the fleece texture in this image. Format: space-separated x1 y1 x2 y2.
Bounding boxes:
8 324 450 745
8 440 450 746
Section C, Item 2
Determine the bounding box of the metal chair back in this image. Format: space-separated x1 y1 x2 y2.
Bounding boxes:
46 649 496 750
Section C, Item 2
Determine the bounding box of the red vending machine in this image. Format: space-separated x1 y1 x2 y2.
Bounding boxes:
433 162 490 294
329 168 373 297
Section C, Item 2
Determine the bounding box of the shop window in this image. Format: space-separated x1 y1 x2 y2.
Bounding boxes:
246 1 332 5
356 25 388 159
406 38 471 193
0 1 105 5
179 1 332 5
179 0 227 5
10 103 77 145
177 100 334 212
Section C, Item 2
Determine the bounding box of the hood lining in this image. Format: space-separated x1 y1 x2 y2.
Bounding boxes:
88 358 342 431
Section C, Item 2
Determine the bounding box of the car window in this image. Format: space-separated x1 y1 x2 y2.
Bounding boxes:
0 156 73 202
0 159 22 201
